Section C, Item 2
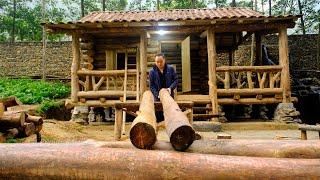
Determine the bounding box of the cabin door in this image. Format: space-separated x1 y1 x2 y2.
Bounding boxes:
181 36 191 92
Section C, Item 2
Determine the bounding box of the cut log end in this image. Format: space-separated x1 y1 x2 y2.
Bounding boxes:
130 122 157 149
170 125 195 151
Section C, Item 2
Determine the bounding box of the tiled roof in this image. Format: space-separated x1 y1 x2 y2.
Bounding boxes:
79 8 265 23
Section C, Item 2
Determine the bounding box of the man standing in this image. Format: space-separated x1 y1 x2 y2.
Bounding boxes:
149 53 178 101
149 53 178 121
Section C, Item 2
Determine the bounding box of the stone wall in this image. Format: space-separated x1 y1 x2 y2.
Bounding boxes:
0 42 72 78
0 34 318 79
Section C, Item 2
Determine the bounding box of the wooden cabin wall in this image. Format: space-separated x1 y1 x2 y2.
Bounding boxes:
92 36 139 70
147 34 203 93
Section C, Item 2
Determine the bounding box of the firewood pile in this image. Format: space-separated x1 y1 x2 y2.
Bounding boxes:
0 97 42 143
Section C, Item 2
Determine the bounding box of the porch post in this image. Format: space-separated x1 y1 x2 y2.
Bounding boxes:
278 27 291 103
207 28 219 119
140 32 147 96
255 32 262 66
71 33 80 103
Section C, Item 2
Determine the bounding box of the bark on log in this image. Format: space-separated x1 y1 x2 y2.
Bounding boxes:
20 123 36 137
0 111 26 130
97 139 320 159
0 143 319 179
0 96 22 111
159 89 195 151
130 91 157 149
26 115 43 126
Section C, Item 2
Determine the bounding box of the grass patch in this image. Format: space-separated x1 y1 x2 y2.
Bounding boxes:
0 77 70 104
36 100 63 116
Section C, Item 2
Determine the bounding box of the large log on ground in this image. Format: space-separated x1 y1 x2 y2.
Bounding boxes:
20 123 36 137
159 89 195 151
0 111 26 130
0 96 22 111
97 139 320 159
129 91 157 149
0 143 319 179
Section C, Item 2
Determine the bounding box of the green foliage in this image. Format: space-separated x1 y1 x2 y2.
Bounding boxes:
36 100 62 116
0 78 70 104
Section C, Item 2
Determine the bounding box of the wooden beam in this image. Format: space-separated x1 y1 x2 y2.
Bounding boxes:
159 89 195 151
140 32 147 96
77 90 136 98
216 65 282 72
99 139 320 159
278 27 291 103
0 142 319 179
200 30 207 38
217 88 283 96
77 69 137 76
130 91 157 149
207 27 219 121
71 33 80 103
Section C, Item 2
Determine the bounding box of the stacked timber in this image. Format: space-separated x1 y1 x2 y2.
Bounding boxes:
80 36 94 70
0 97 43 143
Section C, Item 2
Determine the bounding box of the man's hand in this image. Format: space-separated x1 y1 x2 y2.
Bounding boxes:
167 88 171 95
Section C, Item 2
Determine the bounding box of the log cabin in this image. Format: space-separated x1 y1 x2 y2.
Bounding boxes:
43 7 300 123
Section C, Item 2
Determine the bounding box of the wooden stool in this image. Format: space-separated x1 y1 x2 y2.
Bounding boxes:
298 125 320 140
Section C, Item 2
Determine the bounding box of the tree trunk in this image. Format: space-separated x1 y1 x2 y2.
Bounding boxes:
99 139 320 159
0 143 319 179
0 111 26 130
159 89 195 151
261 0 264 14
129 91 157 149
11 0 16 43
191 0 195 8
231 0 236 7
81 0 84 17
297 0 306 35
157 0 160 10
42 0 46 80
102 0 106 11
268 0 271 16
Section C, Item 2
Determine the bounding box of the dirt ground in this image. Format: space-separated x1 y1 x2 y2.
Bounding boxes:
23 120 320 143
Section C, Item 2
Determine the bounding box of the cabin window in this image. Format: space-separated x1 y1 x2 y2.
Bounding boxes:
116 51 137 70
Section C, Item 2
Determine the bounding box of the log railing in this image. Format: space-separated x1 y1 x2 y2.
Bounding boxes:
77 69 139 99
215 65 283 97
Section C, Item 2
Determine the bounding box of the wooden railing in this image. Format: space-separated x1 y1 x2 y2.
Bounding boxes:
77 69 139 99
215 65 283 97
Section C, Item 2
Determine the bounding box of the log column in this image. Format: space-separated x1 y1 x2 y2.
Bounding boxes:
278 27 291 103
71 33 80 103
139 32 147 97
207 28 219 120
255 32 262 66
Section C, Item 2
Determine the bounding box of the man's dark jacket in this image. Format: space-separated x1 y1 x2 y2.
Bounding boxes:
149 64 178 101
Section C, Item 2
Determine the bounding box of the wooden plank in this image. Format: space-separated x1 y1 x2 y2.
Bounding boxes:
278 27 291 103
71 33 80 103
181 36 191 92
217 88 283 96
